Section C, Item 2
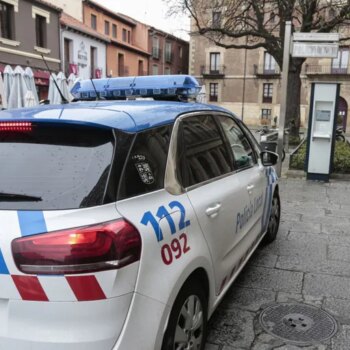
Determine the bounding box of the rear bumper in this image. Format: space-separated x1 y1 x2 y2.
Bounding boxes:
0 294 132 350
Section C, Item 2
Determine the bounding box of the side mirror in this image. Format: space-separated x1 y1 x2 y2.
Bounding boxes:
261 151 279 166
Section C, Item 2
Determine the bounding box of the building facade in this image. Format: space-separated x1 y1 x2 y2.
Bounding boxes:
0 0 61 99
82 0 150 77
61 12 108 79
148 27 189 75
190 19 350 131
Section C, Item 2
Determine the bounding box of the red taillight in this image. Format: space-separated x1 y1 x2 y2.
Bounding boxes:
0 122 32 132
12 219 141 275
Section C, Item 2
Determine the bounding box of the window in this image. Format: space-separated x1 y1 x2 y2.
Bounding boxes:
122 28 127 42
0 124 115 210
261 108 272 120
210 52 220 73
152 36 159 59
209 83 218 102
212 11 221 28
165 42 172 62
35 14 46 48
104 20 110 35
64 38 72 76
90 46 97 78
112 24 117 38
152 64 158 75
138 60 144 75
91 14 97 30
263 83 273 103
179 46 183 59
332 48 349 74
127 30 131 43
218 116 256 170
118 125 172 200
264 52 276 73
0 1 14 39
178 115 233 188
165 67 171 75
118 53 124 76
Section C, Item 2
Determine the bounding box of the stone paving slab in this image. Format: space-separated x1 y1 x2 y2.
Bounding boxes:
206 179 350 350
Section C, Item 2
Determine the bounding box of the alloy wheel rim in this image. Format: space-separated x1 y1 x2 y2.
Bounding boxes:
174 295 204 350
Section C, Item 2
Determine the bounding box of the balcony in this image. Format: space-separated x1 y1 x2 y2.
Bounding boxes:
201 65 226 78
152 47 161 60
254 64 280 78
118 66 129 77
64 62 78 77
305 64 350 76
165 52 173 63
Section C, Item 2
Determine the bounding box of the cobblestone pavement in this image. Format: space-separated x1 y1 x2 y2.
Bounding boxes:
205 178 350 350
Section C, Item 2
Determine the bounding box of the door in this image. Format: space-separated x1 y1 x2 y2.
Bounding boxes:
177 114 251 295
217 115 266 239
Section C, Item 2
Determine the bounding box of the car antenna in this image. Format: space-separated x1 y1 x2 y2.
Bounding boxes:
40 54 69 104
90 78 102 100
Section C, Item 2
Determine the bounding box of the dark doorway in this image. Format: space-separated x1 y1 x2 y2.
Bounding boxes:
337 96 348 132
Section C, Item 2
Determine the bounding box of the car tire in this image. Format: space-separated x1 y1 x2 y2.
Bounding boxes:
162 279 208 350
262 191 280 244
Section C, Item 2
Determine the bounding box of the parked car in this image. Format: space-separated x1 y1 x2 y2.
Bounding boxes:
0 75 280 350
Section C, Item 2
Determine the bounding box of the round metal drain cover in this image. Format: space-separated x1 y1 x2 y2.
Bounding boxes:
259 303 337 345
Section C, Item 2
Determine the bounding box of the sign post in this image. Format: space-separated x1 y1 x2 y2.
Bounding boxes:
276 30 340 177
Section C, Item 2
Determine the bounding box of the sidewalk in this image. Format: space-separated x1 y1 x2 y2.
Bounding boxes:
206 178 350 350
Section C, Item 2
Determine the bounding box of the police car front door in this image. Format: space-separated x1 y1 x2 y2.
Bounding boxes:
177 114 250 296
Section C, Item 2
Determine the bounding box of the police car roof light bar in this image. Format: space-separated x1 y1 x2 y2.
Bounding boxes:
70 75 201 102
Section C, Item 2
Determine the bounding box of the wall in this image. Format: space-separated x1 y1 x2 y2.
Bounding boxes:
61 30 106 79
45 0 83 21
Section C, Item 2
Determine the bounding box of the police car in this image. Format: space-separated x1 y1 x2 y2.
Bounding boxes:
0 75 280 350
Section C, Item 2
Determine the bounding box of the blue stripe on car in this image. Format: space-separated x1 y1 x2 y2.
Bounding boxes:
17 211 47 237
0 249 9 274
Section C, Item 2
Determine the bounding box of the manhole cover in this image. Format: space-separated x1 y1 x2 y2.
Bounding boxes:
259 303 337 345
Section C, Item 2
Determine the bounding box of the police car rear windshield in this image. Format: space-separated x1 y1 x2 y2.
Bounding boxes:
0 123 115 210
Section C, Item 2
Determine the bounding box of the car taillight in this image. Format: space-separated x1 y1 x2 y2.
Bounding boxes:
12 219 141 275
0 122 32 131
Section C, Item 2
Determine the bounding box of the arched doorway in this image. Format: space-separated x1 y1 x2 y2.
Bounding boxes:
337 96 348 132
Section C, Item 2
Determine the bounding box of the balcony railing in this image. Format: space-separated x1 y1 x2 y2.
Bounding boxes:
152 47 161 59
305 64 350 75
201 65 226 78
64 62 78 77
165 52 173 63
118 66 129 77
254 64 281 76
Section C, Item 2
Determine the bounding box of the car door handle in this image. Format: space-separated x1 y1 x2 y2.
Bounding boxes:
205 203 222 217
247 184 255 194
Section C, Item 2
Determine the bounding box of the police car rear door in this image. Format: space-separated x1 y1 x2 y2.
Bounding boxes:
176 113 249 296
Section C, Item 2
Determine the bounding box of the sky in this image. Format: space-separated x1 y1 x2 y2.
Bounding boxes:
94 0 190 40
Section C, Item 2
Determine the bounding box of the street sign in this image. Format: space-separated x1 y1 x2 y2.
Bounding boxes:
292 42 339 58
293 33 340 42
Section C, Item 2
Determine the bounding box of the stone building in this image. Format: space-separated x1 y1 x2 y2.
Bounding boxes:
0 0 61 99
190 17 350 131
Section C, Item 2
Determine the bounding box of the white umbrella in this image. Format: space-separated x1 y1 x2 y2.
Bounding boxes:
8 66 28 109
48 73 57 104
0 73 6 109
3 65 13 106
24 90 36 107
67 73 77 90
56 72 72 103
24 67 39 106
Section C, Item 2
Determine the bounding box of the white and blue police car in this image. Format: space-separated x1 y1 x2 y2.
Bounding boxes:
0 75 280 350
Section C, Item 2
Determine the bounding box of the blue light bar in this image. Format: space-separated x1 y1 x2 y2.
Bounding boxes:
70 75 201 101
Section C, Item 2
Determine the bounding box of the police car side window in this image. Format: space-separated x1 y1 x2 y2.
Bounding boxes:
217 116 256 170
178 115 233 188
118 125 172 200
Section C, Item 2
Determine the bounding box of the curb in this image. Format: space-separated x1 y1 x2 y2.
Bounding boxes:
285 169 350 181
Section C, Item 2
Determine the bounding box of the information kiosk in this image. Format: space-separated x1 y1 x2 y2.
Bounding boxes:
306 83 340 181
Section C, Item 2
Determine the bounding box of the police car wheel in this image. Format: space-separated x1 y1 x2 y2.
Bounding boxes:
162 280 208 350
263 192 280 244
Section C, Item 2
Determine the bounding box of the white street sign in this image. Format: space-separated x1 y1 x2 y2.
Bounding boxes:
293 33 340 42
292 42 339 58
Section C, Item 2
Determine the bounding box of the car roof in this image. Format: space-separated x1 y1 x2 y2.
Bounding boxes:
0 100 235 133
